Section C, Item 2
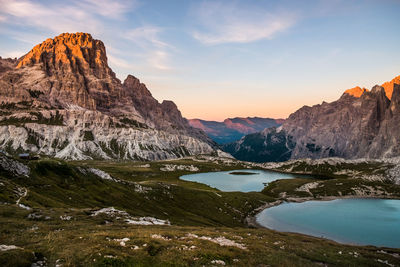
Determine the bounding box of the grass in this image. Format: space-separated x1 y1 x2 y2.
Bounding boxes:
1 205 399 267
0 156 399 266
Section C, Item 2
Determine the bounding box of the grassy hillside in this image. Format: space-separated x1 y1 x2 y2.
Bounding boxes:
0 156 399 266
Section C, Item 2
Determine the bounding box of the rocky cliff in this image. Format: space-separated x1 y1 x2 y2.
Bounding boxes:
188 117 283 144
0 33 222 160
224 76 400 162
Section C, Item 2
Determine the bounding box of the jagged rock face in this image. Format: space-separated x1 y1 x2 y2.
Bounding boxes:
224 76 400 162
343 75 400 100
0 110 216 161
0 33 218 160
344 86 368 98
11 32 120 110
381 75 400 100
0 57 17 74
283 85 392 159
122 75 199 133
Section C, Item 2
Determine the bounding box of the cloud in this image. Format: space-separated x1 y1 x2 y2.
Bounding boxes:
124 26 168 48
123 26 174 71
191 1 297 45
148 50 171 71
107 54 135 70
0 0 137 35
77 0 138 19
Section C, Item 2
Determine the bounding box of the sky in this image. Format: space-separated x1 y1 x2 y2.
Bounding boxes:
0 0 399 121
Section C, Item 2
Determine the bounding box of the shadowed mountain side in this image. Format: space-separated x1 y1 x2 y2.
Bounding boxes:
224 77 400 162
189 117 283 144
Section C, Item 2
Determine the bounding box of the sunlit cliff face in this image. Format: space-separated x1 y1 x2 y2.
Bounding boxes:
17 32 111 79
344 86 369 98
344 76 400 100
381 75 400 100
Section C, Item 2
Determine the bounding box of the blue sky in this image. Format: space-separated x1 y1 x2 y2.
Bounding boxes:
0 0 399 120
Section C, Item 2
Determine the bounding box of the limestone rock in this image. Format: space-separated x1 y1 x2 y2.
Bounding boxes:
0 33 218 160
225 75 400 162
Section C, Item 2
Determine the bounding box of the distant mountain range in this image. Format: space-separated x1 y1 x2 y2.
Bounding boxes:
224 75 400 162
0 32 227 160
188 117 284 144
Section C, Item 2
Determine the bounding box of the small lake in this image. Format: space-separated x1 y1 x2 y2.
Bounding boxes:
257 198 400 248
180 169 308 192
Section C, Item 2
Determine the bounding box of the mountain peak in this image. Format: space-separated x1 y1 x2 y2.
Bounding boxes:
381 74 400 100
344 86 368 98
16 32 112 79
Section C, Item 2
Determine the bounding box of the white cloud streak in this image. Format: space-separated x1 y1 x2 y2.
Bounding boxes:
0 0 137 36
191 1 297 45
123 26 174 71
125 26 169 48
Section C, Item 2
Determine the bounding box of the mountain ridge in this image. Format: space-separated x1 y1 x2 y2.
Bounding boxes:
224 75 400 162
0 32 224 160
188 117 283 144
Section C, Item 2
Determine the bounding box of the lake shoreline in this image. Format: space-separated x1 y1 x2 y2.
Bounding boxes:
246 194 400 229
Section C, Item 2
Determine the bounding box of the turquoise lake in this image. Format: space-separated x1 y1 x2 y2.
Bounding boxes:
257 198 400 248
180 169 308 192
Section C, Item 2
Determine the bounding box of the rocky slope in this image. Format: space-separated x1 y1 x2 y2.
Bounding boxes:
0 33 223 160
188 117 283 144
224 75 400 162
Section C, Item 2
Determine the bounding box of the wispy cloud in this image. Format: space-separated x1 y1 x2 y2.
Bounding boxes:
76 0 138 19
0 0 137 37
107 54 135 70
123 26 174 71
191 1 297 45
147 50 171 71
125 26 168 48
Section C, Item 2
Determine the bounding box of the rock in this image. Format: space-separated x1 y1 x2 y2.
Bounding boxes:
189 117 283 144
0 154 30 177
343 86 368 98
381 74 400 100
224 75 400 162
0 33 219 160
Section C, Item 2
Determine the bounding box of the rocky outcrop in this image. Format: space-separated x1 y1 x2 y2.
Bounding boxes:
0 33 219 160
224 75 400 162
188 117 283 144
381 75 400 100
343 86 368 98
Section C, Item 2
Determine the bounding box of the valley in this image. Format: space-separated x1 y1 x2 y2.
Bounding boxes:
0 154 399 266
